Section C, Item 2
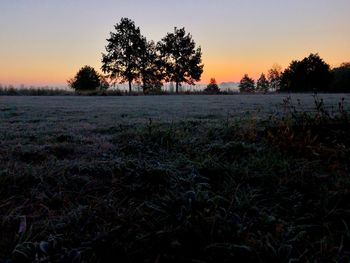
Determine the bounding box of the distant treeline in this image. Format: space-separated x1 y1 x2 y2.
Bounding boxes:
0 85 240 96
239 54 350 93
0 86 73 96
0 86 134 96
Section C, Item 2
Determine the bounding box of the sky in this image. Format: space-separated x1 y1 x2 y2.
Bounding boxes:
0 0 349 87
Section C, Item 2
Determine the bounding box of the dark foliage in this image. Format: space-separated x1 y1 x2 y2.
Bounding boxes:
101 18 144 93
331 63 350 92
204 78 220 94
281 53 332 92
267 64 282 92
158 27 204 93
138 39 164 94
239 74 255 93
256 73 269 93
68 66 104 91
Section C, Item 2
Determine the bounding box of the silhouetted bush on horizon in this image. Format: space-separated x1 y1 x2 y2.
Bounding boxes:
331 63 350 93
68 65 109 92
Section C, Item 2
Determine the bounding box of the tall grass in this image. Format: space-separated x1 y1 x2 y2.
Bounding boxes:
0 96 349 262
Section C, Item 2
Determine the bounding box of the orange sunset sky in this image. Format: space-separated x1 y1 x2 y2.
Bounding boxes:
0 0 349 87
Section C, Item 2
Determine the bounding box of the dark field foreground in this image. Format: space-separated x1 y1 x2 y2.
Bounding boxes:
1 95 350 262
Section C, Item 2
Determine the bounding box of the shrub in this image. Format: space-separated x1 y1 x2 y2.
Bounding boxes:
204 78 220 94
68 66 107 91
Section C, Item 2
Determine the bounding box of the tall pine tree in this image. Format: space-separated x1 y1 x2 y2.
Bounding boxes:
256 73 269 93
239 74 255 93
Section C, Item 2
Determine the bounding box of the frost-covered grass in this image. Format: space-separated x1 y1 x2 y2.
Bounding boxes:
1 94 350 123
0 94 350 262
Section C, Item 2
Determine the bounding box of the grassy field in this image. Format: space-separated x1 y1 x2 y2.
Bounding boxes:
1 94 350 262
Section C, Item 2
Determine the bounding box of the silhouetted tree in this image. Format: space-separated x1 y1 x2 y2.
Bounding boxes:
256 73 269 93
204 78 220 94
158 27 203 93
268 64 282 92
102 18 144 93
331 63 350 92
138 39 164 94
68 66 102 91
239 74 255 93
281 53 331 92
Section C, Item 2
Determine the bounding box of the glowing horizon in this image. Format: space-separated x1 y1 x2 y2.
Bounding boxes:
1 0 350 87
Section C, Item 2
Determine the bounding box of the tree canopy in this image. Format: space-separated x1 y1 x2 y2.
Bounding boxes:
281 53 332 92
204 78 220 94
101 18 144 93
256 73 269 93
268 64 282 92
331 63 350 92
239 74 255 93
68 66 103 91
138 39 164 93
101 19 204 94
157 27 204 93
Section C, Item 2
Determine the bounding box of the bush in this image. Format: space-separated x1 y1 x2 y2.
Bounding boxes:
204 78 220 94
331 63 350 92
68 66 108 91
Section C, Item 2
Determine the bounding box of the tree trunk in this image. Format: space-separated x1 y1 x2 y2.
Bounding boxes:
176 82 179 94
128 81 132 94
